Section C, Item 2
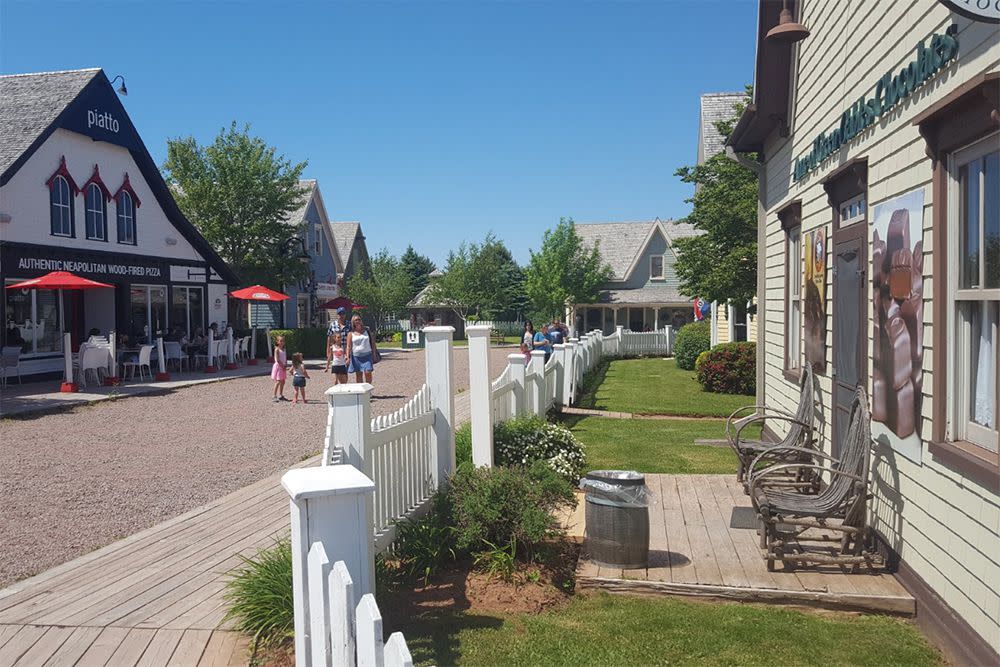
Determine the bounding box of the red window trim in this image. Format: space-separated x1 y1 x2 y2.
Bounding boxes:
113 173 142 208
44 155 80 195
81 164 112 202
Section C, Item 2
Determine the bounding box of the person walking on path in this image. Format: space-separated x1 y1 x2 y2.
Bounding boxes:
290 352 311 404
271 335 289 402
548 319 566 345
329 332 348 384
346 315 378 384
325 307 349 372
521 320 535 361
534 324 553 363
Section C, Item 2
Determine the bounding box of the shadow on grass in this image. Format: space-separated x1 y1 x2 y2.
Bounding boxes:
574 360 610 410
390 611 505 666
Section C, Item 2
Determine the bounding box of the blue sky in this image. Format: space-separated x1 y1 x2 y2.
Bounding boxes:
1 1 758 266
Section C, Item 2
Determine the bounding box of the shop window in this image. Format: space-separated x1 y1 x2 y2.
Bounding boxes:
129 285 167 344
839 193 867 227
650 255 664 280
84 184 107 241
169 286 204 339
778 201 803 376
949 137 999 454
3 280 64 355
117 192 136 245
49 175 74 237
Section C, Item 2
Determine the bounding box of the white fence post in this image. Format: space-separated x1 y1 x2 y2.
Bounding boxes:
356 594 384 667
424 326 455 487
528 351 546 416
507 353 526 417
225 326 238 370
155 336 170 381
282 465 376 667
466 325 493 467
330 561 356 667
552 343 567 405
323 384 373 469
308 542 333 666
562 340 576 405
205 328 217 372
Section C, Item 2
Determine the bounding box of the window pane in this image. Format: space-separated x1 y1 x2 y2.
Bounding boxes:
4 282 33 353
969 301 997 430
188 288 203 336
129 287 149 342
150 286 167 338
170 288 188 338
984 151 999 288
34 290 62 353
651 255 663 278
961 162 981 288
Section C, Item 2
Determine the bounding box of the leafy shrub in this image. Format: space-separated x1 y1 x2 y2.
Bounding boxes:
696 342 756 395
268 328 328 358
449 461 575 557
392 500 456 585
455 422 473 468
494 417 587 483
674 320 711 370
224 538 294 648
473 538 518 581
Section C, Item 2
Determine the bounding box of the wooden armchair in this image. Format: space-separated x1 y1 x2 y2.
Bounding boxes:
749 386 879 572
725 364 818 491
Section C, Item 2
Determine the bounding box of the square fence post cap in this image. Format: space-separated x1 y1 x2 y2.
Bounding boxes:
282 465 375 501
506 353 526 365
422 326 455 334
529 350 546 359
553 343 567 350
325 383 374 397
465 325 491 336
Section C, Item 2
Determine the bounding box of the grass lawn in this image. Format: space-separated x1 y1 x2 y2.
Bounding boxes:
399 592 940 667
578 358 754 417
452 336 521 347
564 415 748 474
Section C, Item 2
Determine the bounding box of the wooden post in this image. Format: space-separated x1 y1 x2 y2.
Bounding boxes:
423 326 455 488
323 383 373 470
205 328 217 373
225 326 239 370
282 465 376 667
466 324 493 468
507 352 526 417
528 350 545 416
60 332 77 392
155 336 170 381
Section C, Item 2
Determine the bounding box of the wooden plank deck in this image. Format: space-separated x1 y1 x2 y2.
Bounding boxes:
577 474 916 616
0 392 472 666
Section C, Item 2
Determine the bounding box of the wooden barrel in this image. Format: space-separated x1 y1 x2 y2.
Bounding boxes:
583 471 649 568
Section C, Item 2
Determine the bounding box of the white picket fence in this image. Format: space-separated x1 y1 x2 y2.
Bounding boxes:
618 326 674 357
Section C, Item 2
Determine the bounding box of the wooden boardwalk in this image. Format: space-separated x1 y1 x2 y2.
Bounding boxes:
0 392 471 666
578 474 916 615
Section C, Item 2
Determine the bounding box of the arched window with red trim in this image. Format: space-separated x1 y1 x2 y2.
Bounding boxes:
45 156 78 237
82 164 111 241
114 173 141 245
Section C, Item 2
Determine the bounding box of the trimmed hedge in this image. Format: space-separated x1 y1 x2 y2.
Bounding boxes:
674 320 711 370
267 328 328 358
695 342 756 395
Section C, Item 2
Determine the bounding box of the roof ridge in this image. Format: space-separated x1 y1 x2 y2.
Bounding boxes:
1 67 101 79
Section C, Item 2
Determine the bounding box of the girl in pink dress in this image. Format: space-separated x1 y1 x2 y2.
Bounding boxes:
271 335 289 402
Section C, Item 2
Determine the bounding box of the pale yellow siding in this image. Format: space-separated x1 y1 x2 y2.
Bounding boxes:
760 0 999 649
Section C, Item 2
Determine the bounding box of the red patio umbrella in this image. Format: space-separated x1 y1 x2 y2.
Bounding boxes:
317 296 364 311
230 285 290 365
6 271 113 392
6 271 113 290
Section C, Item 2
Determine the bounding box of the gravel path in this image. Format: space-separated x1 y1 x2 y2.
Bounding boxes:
0 346 513 587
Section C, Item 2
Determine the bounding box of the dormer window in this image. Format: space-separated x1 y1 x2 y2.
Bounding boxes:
45 156 78 238
650 255 665 280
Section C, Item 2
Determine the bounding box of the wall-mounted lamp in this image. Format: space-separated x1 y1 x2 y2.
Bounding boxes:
110 75 128 96
766 0 810 43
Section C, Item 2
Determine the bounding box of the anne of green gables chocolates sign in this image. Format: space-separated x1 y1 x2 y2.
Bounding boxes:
793 25 960 182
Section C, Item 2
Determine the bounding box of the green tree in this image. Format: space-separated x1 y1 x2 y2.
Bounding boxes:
162 122 309 286
399 245 436 303
426 234 523 320
672 90 757 306
524 218 612 320
346 249 412 333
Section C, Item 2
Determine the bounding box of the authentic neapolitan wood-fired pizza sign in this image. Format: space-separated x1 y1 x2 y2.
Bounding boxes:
939 0 1000 23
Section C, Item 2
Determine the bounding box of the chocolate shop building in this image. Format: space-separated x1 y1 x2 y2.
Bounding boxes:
728 1 998 661
0 69 238 378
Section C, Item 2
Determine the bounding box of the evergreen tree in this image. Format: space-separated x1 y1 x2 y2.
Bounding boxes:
399 245 436 303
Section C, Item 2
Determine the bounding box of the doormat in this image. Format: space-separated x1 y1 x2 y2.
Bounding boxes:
729 507 758 529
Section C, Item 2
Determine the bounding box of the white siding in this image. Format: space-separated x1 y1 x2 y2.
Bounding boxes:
759 0 999 649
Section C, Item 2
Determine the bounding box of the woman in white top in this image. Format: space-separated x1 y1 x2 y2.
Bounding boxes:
345 315 377 384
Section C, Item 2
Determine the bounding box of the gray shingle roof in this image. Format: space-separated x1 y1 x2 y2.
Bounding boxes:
281 179 316 226
574 219 699 281
698 92 744 164
0 68 101 178
329 221 362 270
599 283 689 305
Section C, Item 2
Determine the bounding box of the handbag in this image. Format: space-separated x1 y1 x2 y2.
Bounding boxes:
369 328 381 364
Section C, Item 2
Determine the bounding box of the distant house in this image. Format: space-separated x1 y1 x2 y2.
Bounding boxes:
571 218 701 335
698 91 757 345
328 221 370 287
406 269 467 338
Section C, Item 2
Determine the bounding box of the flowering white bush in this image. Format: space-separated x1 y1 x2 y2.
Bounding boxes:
493 417 587 482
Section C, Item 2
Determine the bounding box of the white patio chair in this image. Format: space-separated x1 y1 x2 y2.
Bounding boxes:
1 346 22 388
123 345 154 381
79 346 109 388
164 341 187 372
215 339 229 367
238 336 250 363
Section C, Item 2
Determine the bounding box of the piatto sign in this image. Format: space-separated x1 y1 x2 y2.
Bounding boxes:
938 0 1000 23
793 25 960 182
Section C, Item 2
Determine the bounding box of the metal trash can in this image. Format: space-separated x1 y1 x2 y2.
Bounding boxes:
580 470 650 568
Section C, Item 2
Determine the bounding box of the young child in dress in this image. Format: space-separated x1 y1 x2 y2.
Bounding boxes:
290 352 311 404
329 332 348 384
